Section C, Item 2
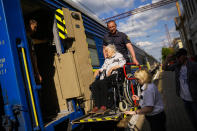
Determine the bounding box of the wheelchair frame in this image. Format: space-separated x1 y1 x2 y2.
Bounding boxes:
109 63 141 112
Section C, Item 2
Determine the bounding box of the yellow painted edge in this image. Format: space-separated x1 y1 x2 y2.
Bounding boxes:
57 23 65 32
21 48 39 126
59 32 66 39
105 117 112 120
55 15 63 23
56 9 63 15
96 118 102 121
64 28 67 34
87 119 93 122
92 69 99 72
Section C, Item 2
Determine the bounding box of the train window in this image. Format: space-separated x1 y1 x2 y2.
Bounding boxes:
86 36 100 67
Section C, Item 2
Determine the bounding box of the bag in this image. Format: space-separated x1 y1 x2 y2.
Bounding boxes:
117 116 131 128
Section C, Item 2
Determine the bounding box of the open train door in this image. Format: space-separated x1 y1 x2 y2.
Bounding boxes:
53 8 94 113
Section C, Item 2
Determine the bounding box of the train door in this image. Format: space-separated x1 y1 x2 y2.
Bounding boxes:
0 0 42 130
0 0 95 129
20 0 94 129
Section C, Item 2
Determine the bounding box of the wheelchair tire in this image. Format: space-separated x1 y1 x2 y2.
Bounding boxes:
119 100 128 112
123 74 134 106
123 74 141 106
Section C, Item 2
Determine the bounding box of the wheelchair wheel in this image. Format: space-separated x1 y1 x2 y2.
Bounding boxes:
119 100 128 112
123 74 141 106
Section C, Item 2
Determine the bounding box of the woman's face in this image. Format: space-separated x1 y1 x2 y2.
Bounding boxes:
105 48 114 58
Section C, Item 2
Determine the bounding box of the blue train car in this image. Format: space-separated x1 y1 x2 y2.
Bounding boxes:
0 0 108 130
0 0 158 130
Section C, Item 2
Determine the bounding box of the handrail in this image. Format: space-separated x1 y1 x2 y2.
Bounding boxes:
21 47 39 127
123 63 141 106
123 63 141 80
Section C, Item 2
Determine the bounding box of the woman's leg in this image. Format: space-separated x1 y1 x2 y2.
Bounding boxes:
99 75 116 107
91 81 101 108
99 79 109 107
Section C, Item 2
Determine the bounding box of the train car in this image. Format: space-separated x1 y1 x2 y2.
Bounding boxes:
0 0 107 130
0 0 158 130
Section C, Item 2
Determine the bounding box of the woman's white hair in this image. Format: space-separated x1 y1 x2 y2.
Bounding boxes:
105 44 117 53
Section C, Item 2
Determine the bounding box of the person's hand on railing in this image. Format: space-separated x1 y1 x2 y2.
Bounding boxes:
132 58 139 66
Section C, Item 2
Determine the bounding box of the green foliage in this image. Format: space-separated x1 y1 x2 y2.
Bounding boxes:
161 47 175 61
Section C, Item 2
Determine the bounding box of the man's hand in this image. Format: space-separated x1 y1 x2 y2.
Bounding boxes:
126 43 139 65
132 58 139 65
38 74 42 83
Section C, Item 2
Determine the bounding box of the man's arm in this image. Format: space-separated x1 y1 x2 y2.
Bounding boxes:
32 39 48 45
126 43 139 65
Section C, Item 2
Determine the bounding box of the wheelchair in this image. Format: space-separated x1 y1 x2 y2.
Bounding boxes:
90 63 141 113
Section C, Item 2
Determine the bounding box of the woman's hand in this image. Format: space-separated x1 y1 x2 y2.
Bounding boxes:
124 111 136 115
107 65 120 77
93 70 100 78
132 95 139 101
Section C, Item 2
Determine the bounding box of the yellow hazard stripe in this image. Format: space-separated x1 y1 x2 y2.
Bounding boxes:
75 115 120 123
57 23 65 32
88 119 94 122
96 118 102 121
65 28 67 34
105 117 112 120
59 32 66 39
21 48 39 126
80 120 85 122
56 9 63 15
55 15 65 24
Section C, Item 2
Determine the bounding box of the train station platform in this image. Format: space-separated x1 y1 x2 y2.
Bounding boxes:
140 71 195 131
75 70 196 131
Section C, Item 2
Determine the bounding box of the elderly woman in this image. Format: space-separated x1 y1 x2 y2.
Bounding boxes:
124 69 166 131
90 44 126 113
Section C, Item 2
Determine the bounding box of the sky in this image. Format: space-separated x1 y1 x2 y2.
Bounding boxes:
71 0 182 61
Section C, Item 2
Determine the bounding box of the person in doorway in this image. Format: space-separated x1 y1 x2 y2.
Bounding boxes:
26 19 46 84
163 48 197 130
124 69 166 131
90 44 126 113
103 20 139 65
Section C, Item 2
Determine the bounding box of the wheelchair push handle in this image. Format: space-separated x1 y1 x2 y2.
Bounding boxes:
123 63 141 80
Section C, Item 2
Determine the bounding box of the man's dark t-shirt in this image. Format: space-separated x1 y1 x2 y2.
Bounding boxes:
103 31 131 62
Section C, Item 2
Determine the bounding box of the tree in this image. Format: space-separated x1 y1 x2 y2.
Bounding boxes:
161 47 175 62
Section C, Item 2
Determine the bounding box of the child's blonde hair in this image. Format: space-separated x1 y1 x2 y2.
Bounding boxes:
134 69 152 84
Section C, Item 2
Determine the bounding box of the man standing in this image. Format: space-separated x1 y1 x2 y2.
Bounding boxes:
26 19 45 84
163 48 197 130
103 20 139 65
